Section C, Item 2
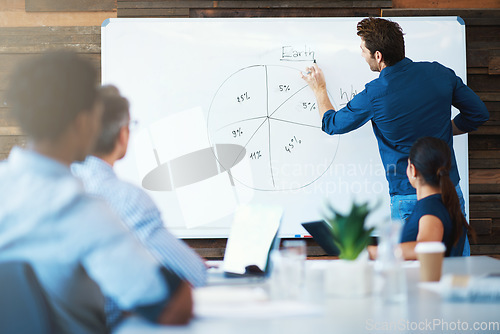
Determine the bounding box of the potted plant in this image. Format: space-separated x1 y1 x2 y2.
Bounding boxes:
323 201 376 297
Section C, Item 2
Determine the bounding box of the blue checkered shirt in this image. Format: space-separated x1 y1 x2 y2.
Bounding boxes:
72 156 206 327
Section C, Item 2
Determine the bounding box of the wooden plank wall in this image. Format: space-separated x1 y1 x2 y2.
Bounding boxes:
0 0 498 258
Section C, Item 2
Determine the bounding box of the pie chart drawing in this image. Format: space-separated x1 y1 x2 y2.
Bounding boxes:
207 65 340 191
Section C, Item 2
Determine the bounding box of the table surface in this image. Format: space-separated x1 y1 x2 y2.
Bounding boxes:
115 256 500 334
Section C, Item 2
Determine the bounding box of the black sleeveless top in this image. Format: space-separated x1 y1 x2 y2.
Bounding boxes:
400 194 465 257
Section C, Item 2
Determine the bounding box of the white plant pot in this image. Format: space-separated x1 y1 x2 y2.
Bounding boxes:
324 251 373 297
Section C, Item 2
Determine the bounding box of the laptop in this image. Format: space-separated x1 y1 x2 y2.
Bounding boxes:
206 205 282 285
301 220 378 257
301 220 340 256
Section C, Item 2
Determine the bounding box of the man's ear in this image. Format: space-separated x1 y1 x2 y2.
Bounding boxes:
409 163 417 179
117 125 129 147
374 50 383 64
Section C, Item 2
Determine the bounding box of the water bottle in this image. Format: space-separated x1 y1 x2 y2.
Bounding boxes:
374 220 407 303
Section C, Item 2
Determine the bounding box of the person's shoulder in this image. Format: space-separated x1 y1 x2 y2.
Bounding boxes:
419 194 449 216
412 60 455 75
71 191 130 235
105 177 161 217
112 177 152 201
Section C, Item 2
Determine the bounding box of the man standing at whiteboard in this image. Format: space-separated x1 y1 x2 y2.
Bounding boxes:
302 17 488 256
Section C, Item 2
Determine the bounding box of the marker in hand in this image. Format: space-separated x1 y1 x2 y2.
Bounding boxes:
306 60 317 75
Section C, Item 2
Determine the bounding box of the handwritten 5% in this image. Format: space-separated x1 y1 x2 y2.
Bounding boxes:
279 85 291 92
302 102 316 111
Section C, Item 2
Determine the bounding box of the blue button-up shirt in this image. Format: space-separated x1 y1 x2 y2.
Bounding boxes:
0 148 169 333
322 58 489 196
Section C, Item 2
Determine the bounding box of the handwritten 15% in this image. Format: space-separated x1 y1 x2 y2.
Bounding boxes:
237 92 250 103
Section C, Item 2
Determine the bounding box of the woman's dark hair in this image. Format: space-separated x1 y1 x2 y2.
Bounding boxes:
6 51 99 141
409 137 475 246
357 17 405 67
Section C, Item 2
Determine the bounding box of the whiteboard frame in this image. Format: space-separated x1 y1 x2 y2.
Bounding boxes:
101 17 468 238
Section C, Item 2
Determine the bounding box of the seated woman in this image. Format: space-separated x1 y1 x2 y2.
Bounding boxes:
370 137 474 260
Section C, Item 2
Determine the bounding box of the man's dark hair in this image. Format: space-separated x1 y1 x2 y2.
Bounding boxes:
93 85 130 155
357 17 405 67
6 51 99 141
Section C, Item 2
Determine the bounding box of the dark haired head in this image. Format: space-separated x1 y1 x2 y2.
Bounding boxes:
357 17 405 67
6 51 99 141
93 85 130 155
409 137 450 187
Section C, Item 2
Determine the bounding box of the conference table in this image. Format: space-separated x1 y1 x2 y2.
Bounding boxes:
115 256 500 334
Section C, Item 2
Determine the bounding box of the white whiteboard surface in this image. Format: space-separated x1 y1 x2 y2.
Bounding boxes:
101 17 468 238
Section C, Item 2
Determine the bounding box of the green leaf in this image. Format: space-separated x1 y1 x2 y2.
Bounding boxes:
322 200 379 261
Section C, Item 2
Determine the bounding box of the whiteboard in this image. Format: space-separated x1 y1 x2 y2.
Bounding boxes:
101 17 468 238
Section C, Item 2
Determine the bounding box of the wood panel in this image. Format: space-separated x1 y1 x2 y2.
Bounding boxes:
469 169 500 193
184 239 227 259
490 50 500 75
119 8 189 17
470 245 500 255
0 0 25 11
0 0 116 28
468 74 500 93
0 127 22 136
117 1 392 9
184 237 331 260
470 169 500 184
473 227 500 244
117 0 388 17
191 8 381 17
382 9 500 25
393 0 500 9
470 149 500 169
25 0 115 12
0 53 100 91
469 134 500 150
0 110 14 127
0 135 26 153
470 218 493 235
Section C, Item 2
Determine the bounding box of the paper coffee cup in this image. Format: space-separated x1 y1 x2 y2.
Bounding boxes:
415 242 446 282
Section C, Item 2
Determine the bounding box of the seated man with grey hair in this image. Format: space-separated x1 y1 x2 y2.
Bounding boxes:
72 85 207 327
